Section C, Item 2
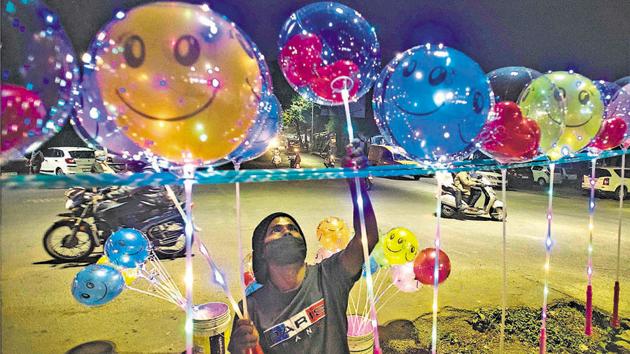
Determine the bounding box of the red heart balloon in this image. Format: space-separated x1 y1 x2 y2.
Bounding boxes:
243 271 255 287
413 248 451 285
589 115 627 152
1 84 47 155
479 101 541 164
309 60 359 104
279 33 323 87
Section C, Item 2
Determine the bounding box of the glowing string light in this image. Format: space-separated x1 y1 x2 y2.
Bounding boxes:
499 169 508 353
431 172 445 354
339 83 380 353
539 163 555 354
584 159 596 335
183 164 196 354
612 150 626 328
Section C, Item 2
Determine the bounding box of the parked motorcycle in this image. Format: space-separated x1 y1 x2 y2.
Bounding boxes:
43 186 186 261
323 154 336 168
439 176 504 221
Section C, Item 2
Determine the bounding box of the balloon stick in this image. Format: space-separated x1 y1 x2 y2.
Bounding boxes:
183 164 196 354
612 149 626 328
431 173 445 354
585 159 597 335
337 76 380 353
539 163 556 354
499 168 508 353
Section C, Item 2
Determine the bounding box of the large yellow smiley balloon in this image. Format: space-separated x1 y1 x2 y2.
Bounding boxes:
383 227 419 265
90 3 263 165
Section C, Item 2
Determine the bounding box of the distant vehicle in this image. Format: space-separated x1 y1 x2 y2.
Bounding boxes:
531 165 563 186
474 171 502 188
367 144 423 180
40 147 95 175
506 167 534 188
581 167 630 199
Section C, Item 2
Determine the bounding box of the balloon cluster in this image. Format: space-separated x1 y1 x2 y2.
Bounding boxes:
72 229 184 308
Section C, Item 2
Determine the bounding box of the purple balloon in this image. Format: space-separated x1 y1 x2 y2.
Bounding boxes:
606 84 630 149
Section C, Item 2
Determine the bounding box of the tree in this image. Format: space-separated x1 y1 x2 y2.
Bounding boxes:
282 95 314 149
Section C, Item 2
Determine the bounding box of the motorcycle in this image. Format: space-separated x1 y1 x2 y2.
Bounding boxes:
439 176 505 221
43 186 187 261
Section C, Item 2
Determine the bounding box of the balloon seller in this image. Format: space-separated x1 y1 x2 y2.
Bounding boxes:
228 141 379 354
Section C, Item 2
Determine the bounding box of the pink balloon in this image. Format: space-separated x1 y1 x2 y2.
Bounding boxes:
1 84 47 159
390 262 421 293
606 84 630 149
279 33 323 87
310 60 360 104
589 116 627 152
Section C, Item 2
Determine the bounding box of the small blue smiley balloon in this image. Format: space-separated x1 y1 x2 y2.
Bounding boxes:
373 44 492 162
104 228 150 268
71 264 125 306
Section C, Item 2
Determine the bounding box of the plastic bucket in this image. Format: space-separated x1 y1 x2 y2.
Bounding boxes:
347 315 374 354
192 302 232 354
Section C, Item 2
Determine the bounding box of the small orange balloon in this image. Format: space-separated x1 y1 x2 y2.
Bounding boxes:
316 217 352 251
89 2 263 165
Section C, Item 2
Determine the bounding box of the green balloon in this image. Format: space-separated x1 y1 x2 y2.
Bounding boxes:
517 75 566 153
543 71 604 160
371 239 390 269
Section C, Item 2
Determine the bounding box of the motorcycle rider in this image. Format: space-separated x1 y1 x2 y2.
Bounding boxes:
454 171 482 210
92 151 116 174
272 148 282 168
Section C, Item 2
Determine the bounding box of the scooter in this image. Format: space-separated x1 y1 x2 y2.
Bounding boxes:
439 176 505 221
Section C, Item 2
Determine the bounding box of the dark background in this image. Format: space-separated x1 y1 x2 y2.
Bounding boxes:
14 0 630 151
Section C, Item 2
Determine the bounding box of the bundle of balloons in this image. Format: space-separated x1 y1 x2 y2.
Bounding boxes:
71 228 185 308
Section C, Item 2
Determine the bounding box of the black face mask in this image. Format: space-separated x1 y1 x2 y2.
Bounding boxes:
264 235 307 265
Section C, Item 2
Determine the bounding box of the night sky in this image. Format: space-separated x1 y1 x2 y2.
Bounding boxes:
41 0 630 81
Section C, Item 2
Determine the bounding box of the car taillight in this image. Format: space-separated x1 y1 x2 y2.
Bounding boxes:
65 158 76 164
603 178 609 186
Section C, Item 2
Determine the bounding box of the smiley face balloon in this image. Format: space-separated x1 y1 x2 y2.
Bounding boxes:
83 2 263 165
517 75 566 154
543 72 604 160
72 264 125 307
316 216 352 251
373 44 492 163
382 227 419 265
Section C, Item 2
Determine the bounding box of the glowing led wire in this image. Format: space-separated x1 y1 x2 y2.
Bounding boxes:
612 150 626 328
183 164 196 354
340 86 380 352
431 173 444 354
499 169 508 353
585 159 596 335
539 163 555 354
234 163 249 320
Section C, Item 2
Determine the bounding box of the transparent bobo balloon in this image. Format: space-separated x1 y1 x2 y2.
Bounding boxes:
517 75 567 155
606 84 630 149
1 0 79 160
373 44 492 163
487 67 542 104
81 2 264 165
278 2 381 106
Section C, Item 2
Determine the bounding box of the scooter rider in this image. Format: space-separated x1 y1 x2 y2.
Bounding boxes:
454 171 482 210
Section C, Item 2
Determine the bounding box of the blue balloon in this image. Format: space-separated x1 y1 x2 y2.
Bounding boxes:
594 80 621 106
615 76 630 88
72 264 125 306
487 67 542 103
373 44 492 162
104 228 150 268
278 2 381 106
361 256 380 278
227 95 281 164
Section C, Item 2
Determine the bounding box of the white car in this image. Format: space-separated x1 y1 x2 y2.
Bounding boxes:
531 166 563 186
40 147 96 175
581 167 630 198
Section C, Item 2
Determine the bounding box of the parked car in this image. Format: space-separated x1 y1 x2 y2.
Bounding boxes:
39 147 95 175
367 144 424 179
581 167 630 199
506 167 534 188
531 165 563 186
474 171 502 188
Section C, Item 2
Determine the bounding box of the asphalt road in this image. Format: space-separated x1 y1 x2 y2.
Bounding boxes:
1 177 629 353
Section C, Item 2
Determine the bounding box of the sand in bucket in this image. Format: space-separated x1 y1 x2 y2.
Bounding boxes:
193 302 232 354
347 315 374 354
